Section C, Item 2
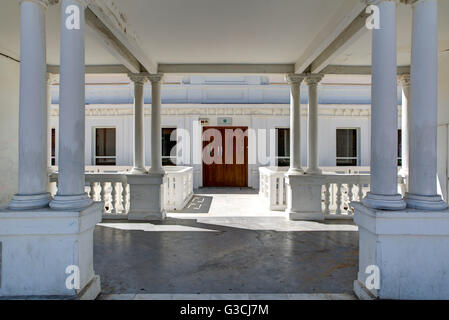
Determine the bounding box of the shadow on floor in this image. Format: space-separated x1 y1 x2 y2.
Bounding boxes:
94 218 358 295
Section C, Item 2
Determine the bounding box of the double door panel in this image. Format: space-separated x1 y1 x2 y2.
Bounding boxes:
202 126 248 187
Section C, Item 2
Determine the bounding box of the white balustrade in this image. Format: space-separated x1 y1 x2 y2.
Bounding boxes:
163 166 194 211
259 166 406 219
49 165 194 218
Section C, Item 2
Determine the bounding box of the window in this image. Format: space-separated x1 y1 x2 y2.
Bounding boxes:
162 128 177 166
336 128 359 166
398 129 402 166
95 128 116 165
276 128 290 167
51 128 56 166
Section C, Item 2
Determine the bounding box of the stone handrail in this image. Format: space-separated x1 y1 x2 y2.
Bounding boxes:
259 166 406 219
49 165 194 218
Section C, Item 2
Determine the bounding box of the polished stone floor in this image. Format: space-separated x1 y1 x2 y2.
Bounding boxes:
95 188 358 298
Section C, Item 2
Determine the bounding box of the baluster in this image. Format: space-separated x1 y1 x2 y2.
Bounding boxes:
121 181 128 214
100 182 108 212
88 181 94 199
347 183 354 215
358 183 363 201
324 183 331 216
112 182 119 214
336 183 342 215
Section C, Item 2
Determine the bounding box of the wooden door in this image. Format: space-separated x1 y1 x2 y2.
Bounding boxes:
202 126 248 187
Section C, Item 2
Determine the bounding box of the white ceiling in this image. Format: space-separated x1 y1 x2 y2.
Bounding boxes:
331 1 449 66
0 1 119 64
1 0 448 72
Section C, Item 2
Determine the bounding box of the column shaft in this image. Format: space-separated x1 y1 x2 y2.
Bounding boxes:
285 74 304 174
399 74 410 177
9 0 51 209
306 74 323 174
50 0 91 210
362 1 405 210
405 0 447 210
148 74 164 174
128 74 147 174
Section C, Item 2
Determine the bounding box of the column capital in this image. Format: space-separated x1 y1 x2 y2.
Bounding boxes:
147 73 164 84
361 0 406 5
398 74 411 87
305 74 324 86
19 0 59 8
69 0 93 8
285 73 305 85
46 72 58 85
128 73 148 85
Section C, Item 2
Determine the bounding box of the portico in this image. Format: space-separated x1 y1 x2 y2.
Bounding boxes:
0 0 449 300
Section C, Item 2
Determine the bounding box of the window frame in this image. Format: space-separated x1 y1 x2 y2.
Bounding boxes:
94 127 117 166
336 128 360 166
161 126 177 166
275 127 290 167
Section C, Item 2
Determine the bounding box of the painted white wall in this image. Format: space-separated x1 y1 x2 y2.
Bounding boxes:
0 56 19 206
49 104 374 189
437 52 449 200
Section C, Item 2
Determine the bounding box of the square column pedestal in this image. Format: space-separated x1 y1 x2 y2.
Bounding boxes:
127 173 166 221
352 202 449 300
0 202 103 299
285 174 324 221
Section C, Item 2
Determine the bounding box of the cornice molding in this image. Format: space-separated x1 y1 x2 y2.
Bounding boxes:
50 104 375 118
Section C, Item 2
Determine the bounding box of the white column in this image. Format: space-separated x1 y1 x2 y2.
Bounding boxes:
148 74 165 174
285 74 305 175
405 0 447 210
9 0 52 210
362 0 405 210
398 74 410 177
128 74 147 174
50 0 92 210
305 74 323 174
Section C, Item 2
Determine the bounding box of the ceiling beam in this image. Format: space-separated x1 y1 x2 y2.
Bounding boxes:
87 1 157 74
157 64 295 74
47 64 129 74
85 8 141 73
322 65 411 75
294 0 367 74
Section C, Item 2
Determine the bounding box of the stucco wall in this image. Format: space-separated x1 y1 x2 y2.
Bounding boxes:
437 53 449 200
0 55 19 206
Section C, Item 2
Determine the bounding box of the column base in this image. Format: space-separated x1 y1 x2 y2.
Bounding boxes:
8 192 51 210
129 167 147 174
0 202 102 298
305 168 322 175
405 193 448 211
126 172 166 221
285 174 325 221
286 167 304 176
49 193 93 211
362 192 406 210
353 202 449 299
